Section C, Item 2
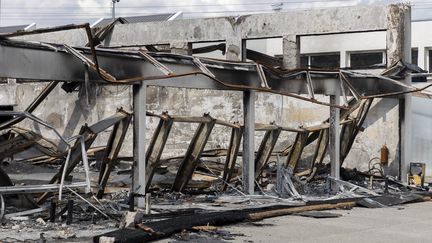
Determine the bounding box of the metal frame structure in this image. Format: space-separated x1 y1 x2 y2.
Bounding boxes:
0 4 413 207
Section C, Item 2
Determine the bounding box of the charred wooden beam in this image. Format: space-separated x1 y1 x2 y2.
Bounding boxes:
96 110 132 198
144 113 174 192
286 131 310 169
94 200 357 242
312 128 329 166
340 98 373 164
172 114 216 192
220 126 243 191
340 120 356 162
255 126 282 179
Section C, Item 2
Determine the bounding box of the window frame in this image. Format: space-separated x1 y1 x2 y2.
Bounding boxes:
346 50 387 69
300 52 341 69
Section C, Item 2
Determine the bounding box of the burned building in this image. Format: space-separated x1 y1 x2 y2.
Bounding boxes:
0 3 429 242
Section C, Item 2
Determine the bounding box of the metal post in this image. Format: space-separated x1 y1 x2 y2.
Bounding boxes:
128 192 134 212
243 90 255 194
49 200 56 222
66 199 73 225
80 136 92 194
133 84 146 208
111 0 119 21
329 93 340 179
145 193 151 214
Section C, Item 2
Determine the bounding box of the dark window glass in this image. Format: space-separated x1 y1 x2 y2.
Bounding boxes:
299 54 340 69
350 52 384 68
429 50 432 72
412 49 418 65
300 56 308 68
308 54 340 69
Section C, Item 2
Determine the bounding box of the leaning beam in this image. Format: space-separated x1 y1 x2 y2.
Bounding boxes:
172 115 216 192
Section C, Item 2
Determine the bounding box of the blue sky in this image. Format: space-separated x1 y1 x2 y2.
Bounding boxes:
1 0 432 27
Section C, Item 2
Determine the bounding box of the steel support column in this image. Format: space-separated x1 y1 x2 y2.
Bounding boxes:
133 84 146 207
329 94 340 179
242 90 255 194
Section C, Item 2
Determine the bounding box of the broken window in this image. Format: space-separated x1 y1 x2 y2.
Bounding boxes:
192 41 226 59
246 38 283 67
300 53 340 69
349 51 386 69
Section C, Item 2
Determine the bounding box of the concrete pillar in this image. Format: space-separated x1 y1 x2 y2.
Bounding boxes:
386 4 411 182
329 93 340 179
418 47 426 71
282 35 300 69
132 84 146 207
226 37 244 61
170 42 192 55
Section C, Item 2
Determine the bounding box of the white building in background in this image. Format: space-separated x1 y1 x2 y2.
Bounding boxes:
247 20 432 176
412 20 432 72
247 20 432 71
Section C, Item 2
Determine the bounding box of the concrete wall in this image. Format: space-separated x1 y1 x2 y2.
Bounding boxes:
0 80 400 175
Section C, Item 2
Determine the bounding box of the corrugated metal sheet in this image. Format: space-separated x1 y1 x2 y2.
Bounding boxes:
0 25 28 33
93 13 176 28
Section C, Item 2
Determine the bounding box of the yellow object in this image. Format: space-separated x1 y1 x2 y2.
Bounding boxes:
409 163 426 187
409 174 422 186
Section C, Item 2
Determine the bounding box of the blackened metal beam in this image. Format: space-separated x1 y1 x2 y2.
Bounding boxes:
286 131 309 169
312 128 329 166
254 127 282 179
340 98 373 164
96 110 132 198
220 126 243 191
340 121 356 163
0 39 414 107
144 113 174 192
172 114 216 192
